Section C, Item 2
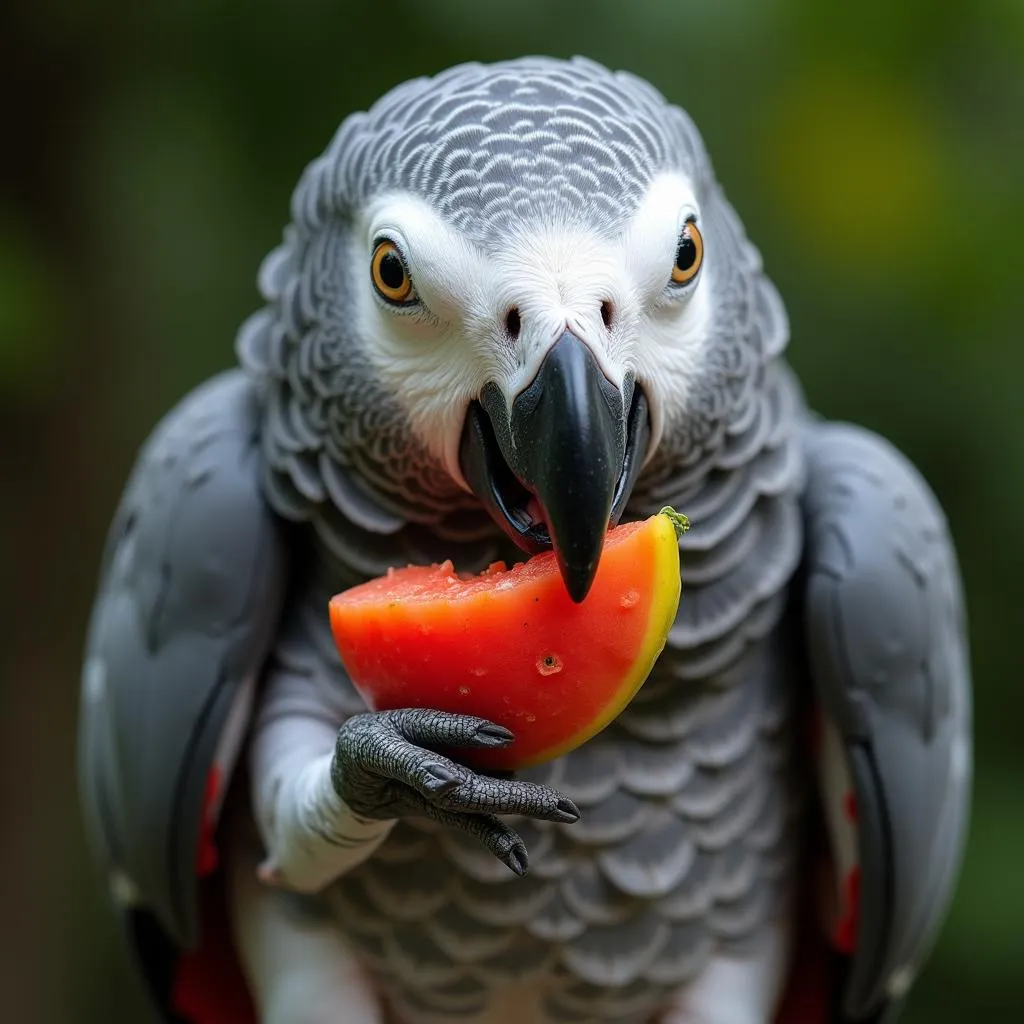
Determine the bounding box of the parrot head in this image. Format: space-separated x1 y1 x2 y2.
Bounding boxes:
238 57 784 600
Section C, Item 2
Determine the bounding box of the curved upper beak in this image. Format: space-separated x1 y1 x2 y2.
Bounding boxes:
459 330 650 603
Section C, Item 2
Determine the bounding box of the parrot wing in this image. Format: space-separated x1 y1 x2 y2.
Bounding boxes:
77 369 290 964
799 421 972 1022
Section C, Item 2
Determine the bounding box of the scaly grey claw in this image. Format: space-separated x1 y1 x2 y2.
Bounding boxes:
332 708 577 874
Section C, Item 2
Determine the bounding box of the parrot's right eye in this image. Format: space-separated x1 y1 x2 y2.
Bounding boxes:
371 239 417 306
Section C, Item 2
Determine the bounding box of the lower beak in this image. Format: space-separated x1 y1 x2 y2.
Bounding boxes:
459 330 650 602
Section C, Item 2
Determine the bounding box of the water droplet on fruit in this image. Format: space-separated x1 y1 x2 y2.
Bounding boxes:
621 589 639 608
537 653 563 676
525 713 537 723
458 685 470 696
470 667 486 677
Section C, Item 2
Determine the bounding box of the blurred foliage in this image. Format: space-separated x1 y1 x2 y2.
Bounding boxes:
1 1 1021 1021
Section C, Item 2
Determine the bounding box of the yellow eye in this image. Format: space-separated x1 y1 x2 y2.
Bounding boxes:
671 220 704 285
371 240 416 304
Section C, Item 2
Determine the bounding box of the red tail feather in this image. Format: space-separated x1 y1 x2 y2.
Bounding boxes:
172 874 257 1024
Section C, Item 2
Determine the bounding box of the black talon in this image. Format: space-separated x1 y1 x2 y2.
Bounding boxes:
507 846 529 876
473 723 515 745
422 762 464 793
556 798 581 822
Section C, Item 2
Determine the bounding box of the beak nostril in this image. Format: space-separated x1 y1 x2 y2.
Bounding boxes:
600 300 614 330
505 307 522 340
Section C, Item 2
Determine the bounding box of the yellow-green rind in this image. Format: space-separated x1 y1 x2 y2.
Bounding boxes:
515 509 684 767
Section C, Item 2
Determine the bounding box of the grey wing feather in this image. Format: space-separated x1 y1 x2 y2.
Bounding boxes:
77 369 290 947
800 421 972 1020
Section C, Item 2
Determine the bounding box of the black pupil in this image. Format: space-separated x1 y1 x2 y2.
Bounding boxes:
379 250 406 290
676 233 697 272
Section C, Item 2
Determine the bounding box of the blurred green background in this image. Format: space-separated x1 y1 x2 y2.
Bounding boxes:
2 1 1021 1021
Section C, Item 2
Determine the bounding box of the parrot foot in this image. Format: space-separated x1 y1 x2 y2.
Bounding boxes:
331 709 580 876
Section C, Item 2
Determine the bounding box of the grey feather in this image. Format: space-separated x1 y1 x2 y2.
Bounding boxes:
800 421 972 1020
77 370 290 946
549 976 664 1020
391 985 484 1022
318 455 406 534
526 889 589 943
564 789 652 846
560 861 636 926
473 929 558 981
595 810 697 898
745 780 790 853
451 868 554 927
423 902 517 962
657 851 717 921
324 879 391 937
385 927 464 987
553 736 624 806
397 974 490 1015
360 855 451 921
528 828 576 881
688 773 769 852
618 740 695 797
560 909 670 986
707 881 774 944
644 919 716 986
669 746 762 820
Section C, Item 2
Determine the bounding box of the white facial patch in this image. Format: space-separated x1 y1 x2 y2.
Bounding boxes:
356 195 509 481
620 173 714 456
355 171 714 486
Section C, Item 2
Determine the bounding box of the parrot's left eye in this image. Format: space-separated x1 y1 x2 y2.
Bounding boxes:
371 239 417 306
670 218 704 287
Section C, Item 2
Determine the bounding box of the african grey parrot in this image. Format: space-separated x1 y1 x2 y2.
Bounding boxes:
77 56 971 1024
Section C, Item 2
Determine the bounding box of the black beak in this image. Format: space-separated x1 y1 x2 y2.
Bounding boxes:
459 331 650 603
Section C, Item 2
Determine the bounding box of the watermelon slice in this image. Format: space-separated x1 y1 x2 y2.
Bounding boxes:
328 508 687 770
